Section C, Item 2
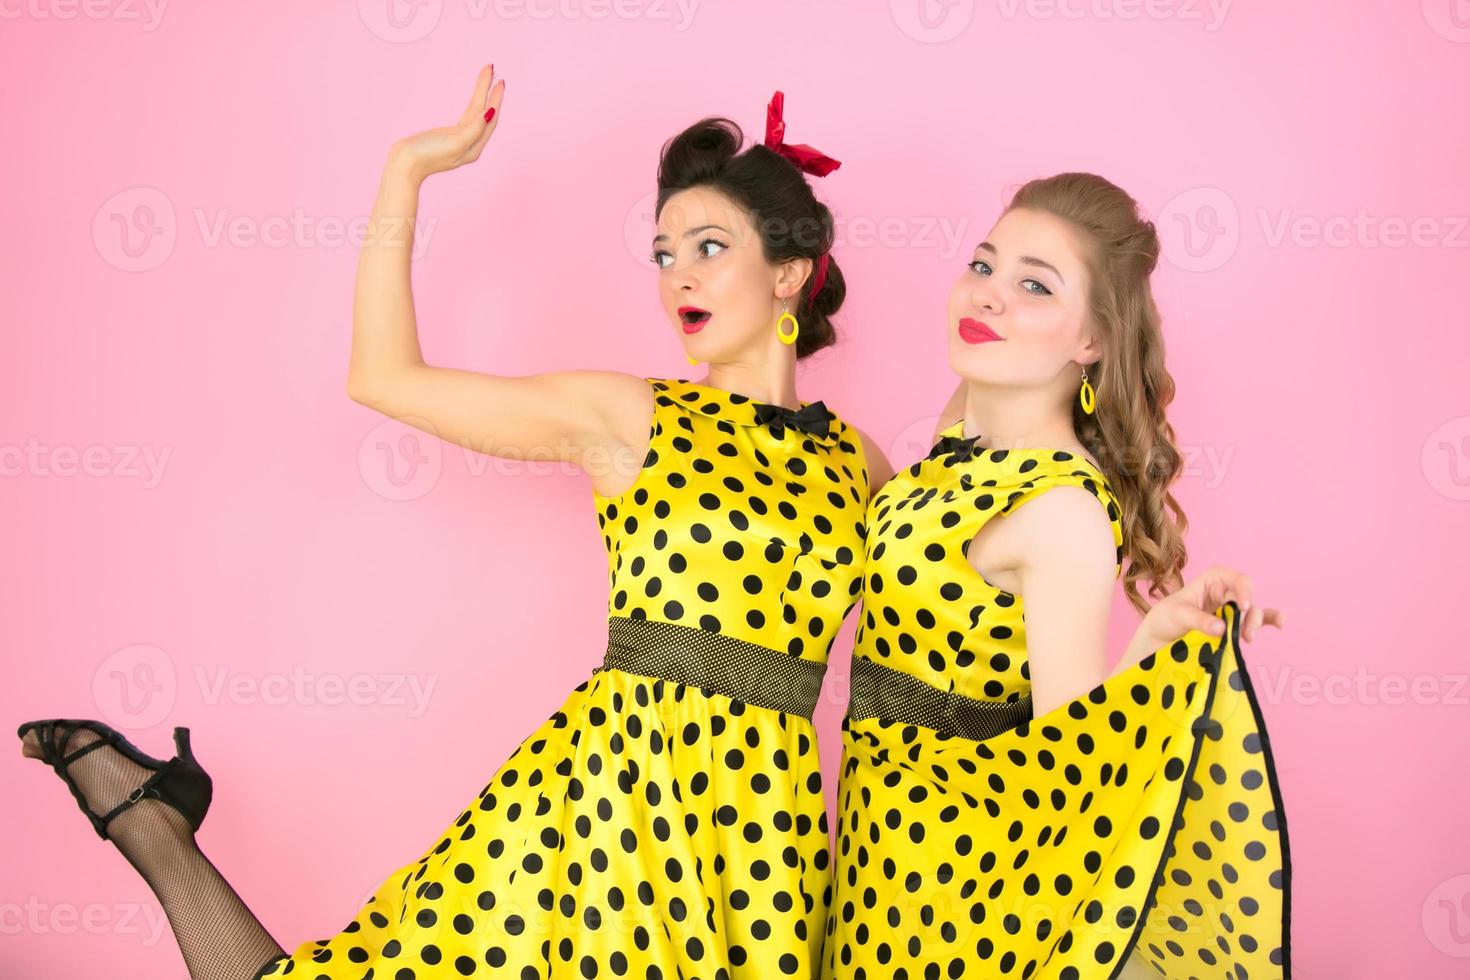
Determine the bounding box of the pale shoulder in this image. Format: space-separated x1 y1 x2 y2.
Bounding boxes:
1005 483 1118 577
508 370 652 458
848 424 896 497
542 369 656 449
536 368 653 404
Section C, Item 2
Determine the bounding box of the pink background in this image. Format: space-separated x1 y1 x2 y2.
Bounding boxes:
4 1 1468 976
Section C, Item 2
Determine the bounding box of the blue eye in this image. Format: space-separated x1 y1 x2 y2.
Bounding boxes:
969 259 1052 296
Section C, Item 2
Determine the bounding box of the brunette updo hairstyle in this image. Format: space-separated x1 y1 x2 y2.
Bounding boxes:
655 117 843 359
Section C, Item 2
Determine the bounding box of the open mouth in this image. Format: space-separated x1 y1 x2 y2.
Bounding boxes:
678 306 712 327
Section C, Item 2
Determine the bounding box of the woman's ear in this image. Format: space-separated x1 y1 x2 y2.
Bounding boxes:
1075 319 1103 365
774 256 813 301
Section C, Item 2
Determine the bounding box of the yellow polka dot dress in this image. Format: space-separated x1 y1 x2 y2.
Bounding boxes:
255 377 870 980
824 422 1291 979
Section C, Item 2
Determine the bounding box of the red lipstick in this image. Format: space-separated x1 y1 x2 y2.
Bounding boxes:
958 317 1002 344
678 306 712 334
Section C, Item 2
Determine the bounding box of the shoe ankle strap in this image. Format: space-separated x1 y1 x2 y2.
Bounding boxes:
99 758 178 829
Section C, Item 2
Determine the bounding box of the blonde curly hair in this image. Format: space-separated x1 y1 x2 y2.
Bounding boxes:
1006 172 1188 614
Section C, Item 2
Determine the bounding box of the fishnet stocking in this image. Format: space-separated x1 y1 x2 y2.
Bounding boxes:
21 725 286 980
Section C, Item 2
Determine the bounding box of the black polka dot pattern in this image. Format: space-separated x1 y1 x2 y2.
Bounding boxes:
254 377 871 979
825 423 1290 979
596 379 869 659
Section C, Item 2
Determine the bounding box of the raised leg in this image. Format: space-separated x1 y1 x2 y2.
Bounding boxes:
20 726 286 980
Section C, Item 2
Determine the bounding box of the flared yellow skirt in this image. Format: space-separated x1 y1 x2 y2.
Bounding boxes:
824 602 1290 979
256 668 832 979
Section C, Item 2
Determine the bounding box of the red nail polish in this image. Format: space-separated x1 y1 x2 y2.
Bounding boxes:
484 107 496 123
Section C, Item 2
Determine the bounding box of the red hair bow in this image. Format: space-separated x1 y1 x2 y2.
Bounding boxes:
763 91 838 306
763 91 841 177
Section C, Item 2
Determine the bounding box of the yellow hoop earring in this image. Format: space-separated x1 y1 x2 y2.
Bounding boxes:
776 302 799 346
1079 369 1096 415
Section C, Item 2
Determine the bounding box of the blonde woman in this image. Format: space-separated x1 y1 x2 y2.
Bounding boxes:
824 173 1290 979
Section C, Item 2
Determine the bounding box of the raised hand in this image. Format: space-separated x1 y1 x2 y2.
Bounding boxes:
389 63 505 183
1124 565 1285 666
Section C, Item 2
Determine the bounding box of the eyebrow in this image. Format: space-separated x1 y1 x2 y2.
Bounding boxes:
652 224 731 245
975 241 1065 285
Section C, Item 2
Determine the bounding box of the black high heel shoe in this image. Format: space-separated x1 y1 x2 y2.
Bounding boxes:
16 719 213 841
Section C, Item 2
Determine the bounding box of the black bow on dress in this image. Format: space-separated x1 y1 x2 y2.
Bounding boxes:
752 399 834 440
926 431 983 463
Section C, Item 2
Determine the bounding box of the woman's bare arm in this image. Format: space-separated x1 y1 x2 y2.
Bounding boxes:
1000 487 1121 717
343 68 653 496
1004 492 1286 717
851 426 895 497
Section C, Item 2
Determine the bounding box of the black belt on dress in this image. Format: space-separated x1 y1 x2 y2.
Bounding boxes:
846 655 1032 742
596 616 827 720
